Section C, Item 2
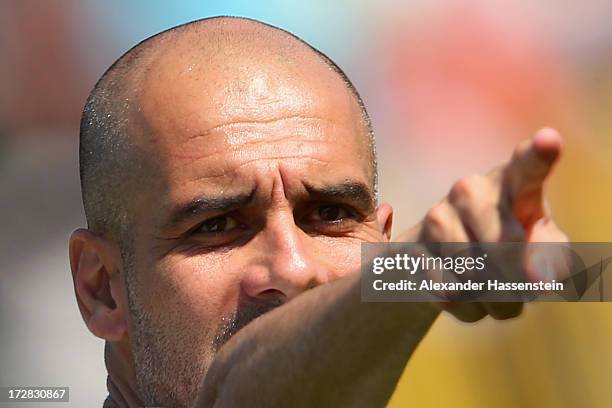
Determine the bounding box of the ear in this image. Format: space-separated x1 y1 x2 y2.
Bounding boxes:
375 202 393 241
69 228 128 341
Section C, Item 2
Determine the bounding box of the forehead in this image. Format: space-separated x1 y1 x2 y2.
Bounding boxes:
132 38 372 211
137 38 366 138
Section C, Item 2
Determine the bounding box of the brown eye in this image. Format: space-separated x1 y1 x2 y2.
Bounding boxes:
198 215 239 233
318 204 351 222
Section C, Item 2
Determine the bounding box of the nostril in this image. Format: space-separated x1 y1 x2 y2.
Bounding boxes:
306 277 323 290
254 288 286 303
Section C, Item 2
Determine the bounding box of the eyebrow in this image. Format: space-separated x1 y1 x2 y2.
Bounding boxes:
163 189 256 231
304 181 375 212
160 181 375 232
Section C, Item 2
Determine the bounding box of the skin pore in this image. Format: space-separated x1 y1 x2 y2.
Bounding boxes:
70 17 567 408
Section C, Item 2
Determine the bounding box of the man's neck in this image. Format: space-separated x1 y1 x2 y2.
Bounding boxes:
104 341 143 408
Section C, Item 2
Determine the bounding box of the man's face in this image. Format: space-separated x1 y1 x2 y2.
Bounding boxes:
123 45 392 406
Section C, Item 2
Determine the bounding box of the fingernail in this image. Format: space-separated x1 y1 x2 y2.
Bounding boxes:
533 128 561 160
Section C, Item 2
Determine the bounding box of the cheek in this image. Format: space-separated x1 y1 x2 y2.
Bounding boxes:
313 237 363 280
311 223 388 281
139 254 243 328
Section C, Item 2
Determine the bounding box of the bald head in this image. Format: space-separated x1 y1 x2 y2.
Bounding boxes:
77 17 385 406
79 16 376 243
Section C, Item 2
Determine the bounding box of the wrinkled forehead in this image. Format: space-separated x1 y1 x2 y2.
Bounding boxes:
124 37 373 221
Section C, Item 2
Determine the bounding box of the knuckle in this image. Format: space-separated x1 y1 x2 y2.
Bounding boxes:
513 138 531 160
487 302 523 320
548 220 569 242
505 303 524 319
557 230 569 243
449 175 487 205
425 203 446 227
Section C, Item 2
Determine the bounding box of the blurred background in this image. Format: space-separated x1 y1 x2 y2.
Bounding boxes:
1 0 611 406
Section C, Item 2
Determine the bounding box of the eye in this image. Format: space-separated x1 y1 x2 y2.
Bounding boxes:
317 204 353 222
300 203 361 236
196 215 241 234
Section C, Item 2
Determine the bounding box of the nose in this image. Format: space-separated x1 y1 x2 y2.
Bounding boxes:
241 210 330 301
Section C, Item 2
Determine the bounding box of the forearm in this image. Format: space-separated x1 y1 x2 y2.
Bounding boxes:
195 273 440 408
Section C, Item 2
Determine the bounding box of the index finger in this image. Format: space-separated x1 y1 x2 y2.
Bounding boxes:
504 127 563 202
